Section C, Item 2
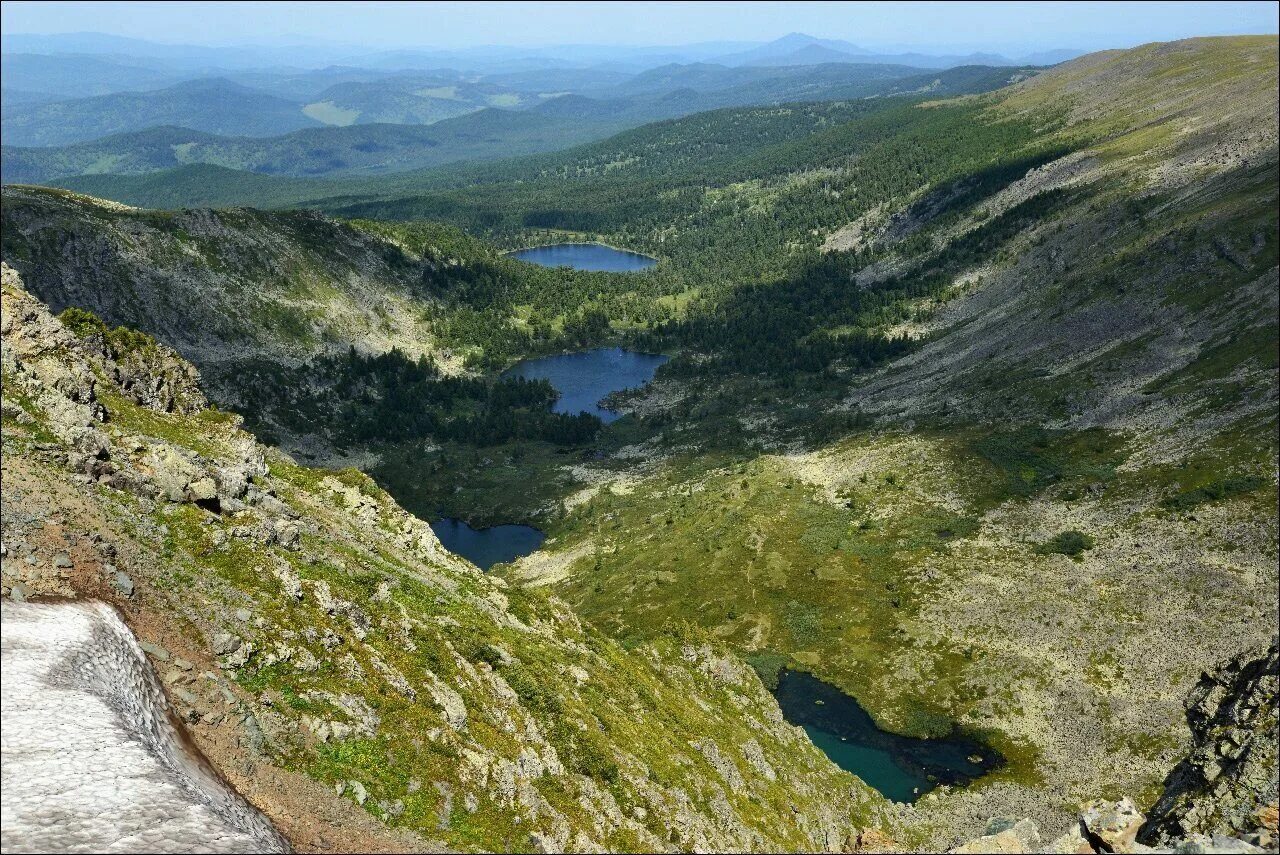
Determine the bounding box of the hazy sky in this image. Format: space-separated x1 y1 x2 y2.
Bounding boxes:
1 0 1276 52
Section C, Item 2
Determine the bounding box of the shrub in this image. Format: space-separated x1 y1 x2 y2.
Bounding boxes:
1162 475 1266 511
1035 530 1095 557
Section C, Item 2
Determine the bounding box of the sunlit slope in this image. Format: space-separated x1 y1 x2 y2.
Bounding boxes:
499 35 1279 846
0 265 887 852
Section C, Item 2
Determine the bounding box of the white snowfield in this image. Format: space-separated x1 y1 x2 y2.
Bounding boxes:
0 600 289 853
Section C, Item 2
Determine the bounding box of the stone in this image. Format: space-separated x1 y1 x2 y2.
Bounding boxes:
424 672 467 731
346 780 368 806
8 582 29 602
173 658 194 671
111 570 134 598
1083 798 1145 853
211 632 241 655
1044 821 1096 854
235 608 252 622
188 477 218 503
139 641 170 662
951 817 1041 853
1171 833 1266 853
273 519 300 549
52 553 73 569
173 687 201 706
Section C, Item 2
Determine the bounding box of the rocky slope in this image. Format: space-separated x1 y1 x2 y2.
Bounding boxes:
946 640 1279 854
1140 639 1279 848
0 263 887 852
0 185 460 380
498 37 1279 848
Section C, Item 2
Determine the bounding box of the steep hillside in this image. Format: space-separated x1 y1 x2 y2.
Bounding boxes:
0 264 888 852
0 185 447 374
483 36 1279 843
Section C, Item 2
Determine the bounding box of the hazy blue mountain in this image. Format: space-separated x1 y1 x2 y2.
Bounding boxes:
3 62 1030 184
216 66 408 101
1016 48 1086 64
712 32 873 65
1 78 321 146
0 31 361 70
31 62 1036 203
710 32 1021 69
0 52 188 98
476 67 638 94
298 73 549 126
0 87 64 106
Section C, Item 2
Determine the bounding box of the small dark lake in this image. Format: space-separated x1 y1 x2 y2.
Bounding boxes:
773 669 1000 803
431 518 545 571
508 242 657 272
502 347 669 423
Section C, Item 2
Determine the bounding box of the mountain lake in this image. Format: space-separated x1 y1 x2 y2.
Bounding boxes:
502 346 669 423
772 669 1001 803
431 347 668 568
507 242 657 272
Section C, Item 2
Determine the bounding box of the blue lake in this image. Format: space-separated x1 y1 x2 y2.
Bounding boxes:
430 518 545 571
508 243 657 272
503 347 669 423
772 669 1000 803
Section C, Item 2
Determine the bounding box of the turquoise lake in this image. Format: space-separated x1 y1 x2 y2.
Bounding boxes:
772 669 1000 803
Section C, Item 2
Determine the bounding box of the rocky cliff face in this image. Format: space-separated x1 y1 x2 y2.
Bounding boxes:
0 185 460 382
0 263 886 852
1140 640 1279 848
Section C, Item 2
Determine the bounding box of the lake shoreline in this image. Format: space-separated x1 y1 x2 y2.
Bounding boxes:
772 668 1003 803
503 240 660 264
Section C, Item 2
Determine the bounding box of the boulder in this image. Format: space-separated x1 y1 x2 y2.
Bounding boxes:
1082 798 1145 853
951 817 1041 853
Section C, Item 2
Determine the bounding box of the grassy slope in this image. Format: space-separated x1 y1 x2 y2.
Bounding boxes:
0 269 887 853
492 36 1279 842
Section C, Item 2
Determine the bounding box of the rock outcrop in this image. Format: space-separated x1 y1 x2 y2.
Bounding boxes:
943 641 1280 855
1139 639 1279 849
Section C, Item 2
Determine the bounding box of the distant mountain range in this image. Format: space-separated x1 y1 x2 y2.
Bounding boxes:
1 30 1083 81
1 78 324 147
2 64 1034 183
712 33 1075 69
0 29 1070 171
